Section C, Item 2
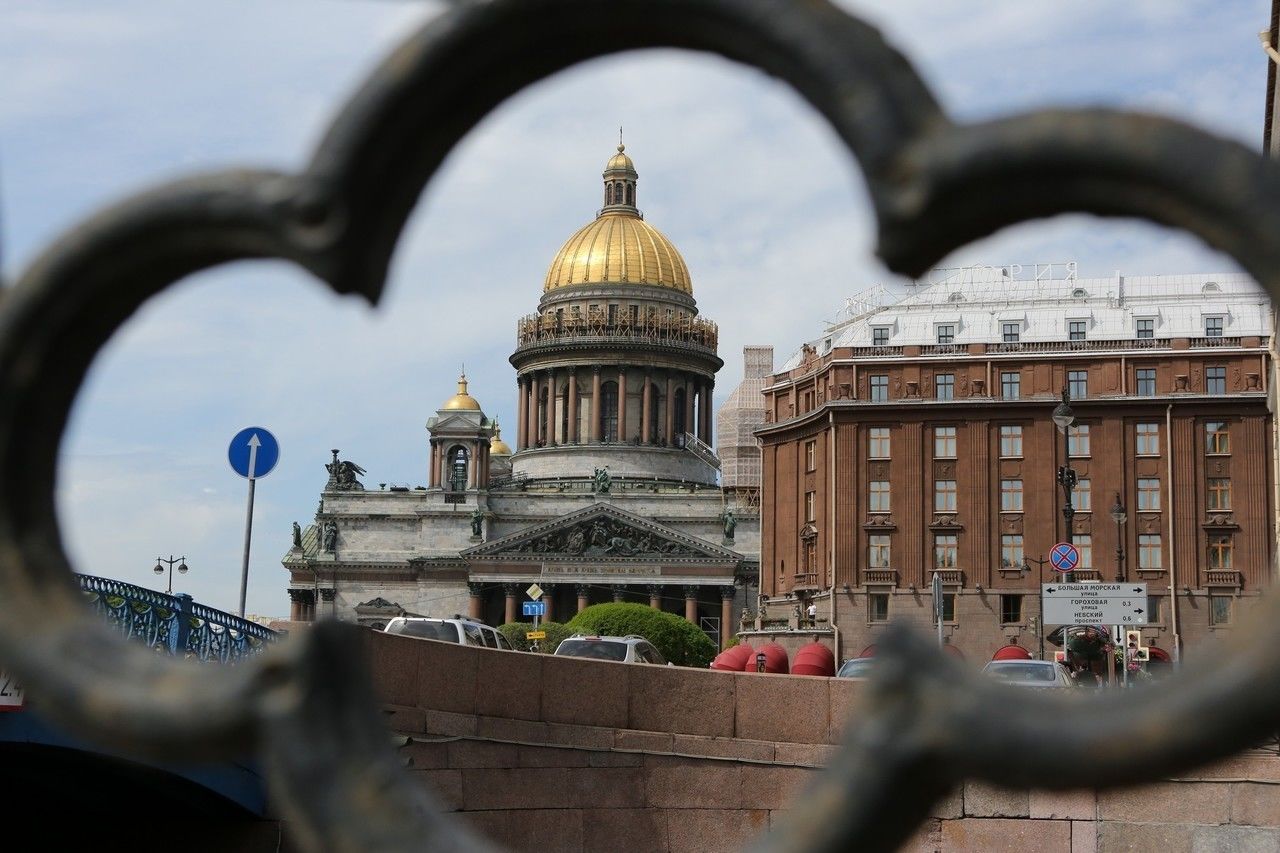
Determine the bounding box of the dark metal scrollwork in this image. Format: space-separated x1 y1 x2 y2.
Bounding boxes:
2 1 1280 851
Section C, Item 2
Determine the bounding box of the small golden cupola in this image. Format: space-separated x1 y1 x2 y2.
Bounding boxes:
441 374 482 411
542 140 692 294
489 421 513 457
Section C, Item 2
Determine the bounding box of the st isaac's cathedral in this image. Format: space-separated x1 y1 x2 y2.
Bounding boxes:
282 144 765 648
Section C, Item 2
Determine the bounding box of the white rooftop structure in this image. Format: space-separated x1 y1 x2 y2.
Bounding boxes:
782 267 1272 370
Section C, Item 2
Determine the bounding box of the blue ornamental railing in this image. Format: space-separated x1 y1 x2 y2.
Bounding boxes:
78 574 276 662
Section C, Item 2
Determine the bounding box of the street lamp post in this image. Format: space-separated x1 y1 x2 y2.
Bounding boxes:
1023 555 1051 661
153 554 188 595
1110 493 1129 687
1051 388 1078 583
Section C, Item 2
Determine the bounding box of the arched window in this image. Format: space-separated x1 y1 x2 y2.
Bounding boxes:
673 387 687 442
599 381 619 442
448 445 469 492
649 389 661 444
537 388 549 445
625 184 634 205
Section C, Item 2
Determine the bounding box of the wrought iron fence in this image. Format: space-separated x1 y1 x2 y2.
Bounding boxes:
3 1 1280 851
80 573 276 661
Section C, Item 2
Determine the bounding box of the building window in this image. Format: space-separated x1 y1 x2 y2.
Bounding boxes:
934 535 957 568
1068 424 1090 456
936 325 955 345
1147 595 1163 624
870 374 889 401
1136 318 1154 339
941 593 956 622
1075 478 1091 512
599 381 618 441
1073 534 1093 569
869 481 891 513
448 446 469 492
1001 534 1023 569
1000 594 1023 624
934 426 957 458
804 539 817 574
935 480 957 513
1206 366 1226 395
869 535 891 569
1000 425 1023 458
1137 478 1161 511
805 440 816 472
805 491 816 522
1000 479 1023 512
1205 316 1224 337
1138 534 1162 570
1135 368 1156 396
1068 370 1088 399
1068 320 1087 341
802 389 816 412
1208 535 1234 570
1210 595 1233 626
936 374 955 400
1001 372 1020 399
869 593 890 622
1208 478 1231 511
869 427 890 458
1136 423 1160 455
1002 322 1021 343
1206 421 1230 454
872 326 890 346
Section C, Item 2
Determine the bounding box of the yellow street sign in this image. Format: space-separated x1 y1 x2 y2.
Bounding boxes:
526 630 546 640
526 583 544 601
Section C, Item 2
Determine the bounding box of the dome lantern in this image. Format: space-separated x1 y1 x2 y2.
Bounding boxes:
602 129 638 212
441 373 481 411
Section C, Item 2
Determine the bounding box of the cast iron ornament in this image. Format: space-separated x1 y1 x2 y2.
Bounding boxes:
2 1 1280 851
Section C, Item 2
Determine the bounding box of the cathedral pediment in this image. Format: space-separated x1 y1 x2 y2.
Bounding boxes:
463 504 739 562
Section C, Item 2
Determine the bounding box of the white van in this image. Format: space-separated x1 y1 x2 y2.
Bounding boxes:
383 616 515 650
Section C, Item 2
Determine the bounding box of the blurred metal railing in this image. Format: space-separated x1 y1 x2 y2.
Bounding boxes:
3 2 1280 852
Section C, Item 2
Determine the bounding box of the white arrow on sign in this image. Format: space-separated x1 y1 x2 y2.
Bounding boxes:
246 433 261 480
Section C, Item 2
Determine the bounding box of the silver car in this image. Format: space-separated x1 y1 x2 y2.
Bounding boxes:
553 634 668 665
981 659 1075 688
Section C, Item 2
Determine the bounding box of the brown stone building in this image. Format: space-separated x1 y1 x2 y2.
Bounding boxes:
756 269 1274 663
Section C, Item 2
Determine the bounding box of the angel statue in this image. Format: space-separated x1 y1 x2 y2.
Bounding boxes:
325 448 367 491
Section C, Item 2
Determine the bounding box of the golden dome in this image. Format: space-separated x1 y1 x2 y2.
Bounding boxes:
489 422 512 456
441 374 481 411
543 212 691 294
605 144 635 174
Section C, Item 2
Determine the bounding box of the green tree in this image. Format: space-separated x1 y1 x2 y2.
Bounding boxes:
565 603 717 667
498 620 574 653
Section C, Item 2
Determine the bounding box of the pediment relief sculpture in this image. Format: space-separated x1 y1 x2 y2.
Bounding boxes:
513 518 696 557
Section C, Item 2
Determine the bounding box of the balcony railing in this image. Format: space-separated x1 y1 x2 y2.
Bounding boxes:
515 311 718 353
863 569 898 585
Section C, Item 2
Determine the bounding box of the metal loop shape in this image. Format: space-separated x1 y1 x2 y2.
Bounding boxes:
3 1 1280 850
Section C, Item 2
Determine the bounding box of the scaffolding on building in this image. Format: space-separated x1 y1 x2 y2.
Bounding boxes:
716 346 772 511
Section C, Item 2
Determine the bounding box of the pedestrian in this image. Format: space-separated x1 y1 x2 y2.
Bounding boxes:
806 600 817 628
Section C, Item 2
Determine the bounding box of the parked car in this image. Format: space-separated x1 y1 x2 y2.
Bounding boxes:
383 616 514 650
553 634 668 665
836 657 876 680
981 659 1075 689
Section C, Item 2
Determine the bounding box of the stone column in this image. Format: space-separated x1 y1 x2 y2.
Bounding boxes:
576 583 590 613
428 443 439 488
320 587 336 618
288 588 304 621
641 373 653 445
684 585 699 623
617 367 628 442
720 586 735 649
684 374 696 442
516 376 528 449
567 371 579 444
612 584 626 603
468 583 484 620
664 370 675 446
504 584 517 625
468 441 478 489
545 369 557 446
590 367 602 442
528 373 540 447
700 383 714 444
648 584 662 609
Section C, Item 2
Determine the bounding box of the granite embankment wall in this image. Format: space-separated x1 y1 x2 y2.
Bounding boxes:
369 630 1280 852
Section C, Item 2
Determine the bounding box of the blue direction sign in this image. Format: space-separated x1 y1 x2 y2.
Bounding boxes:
228 427 280 480
522 601 546 617
1050 542 1080 574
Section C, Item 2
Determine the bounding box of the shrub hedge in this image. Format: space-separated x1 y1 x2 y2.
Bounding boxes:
497 620 574 653
564 603 718 667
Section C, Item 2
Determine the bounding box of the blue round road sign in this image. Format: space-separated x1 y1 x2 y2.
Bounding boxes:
1049 542 1080 573
228 427 280 480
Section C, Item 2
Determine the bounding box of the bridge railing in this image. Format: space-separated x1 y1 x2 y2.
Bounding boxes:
79 574 275 662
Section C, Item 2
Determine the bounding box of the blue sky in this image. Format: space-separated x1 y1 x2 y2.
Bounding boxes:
1 0 1269 617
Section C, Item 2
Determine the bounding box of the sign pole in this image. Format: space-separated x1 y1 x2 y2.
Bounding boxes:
238 474 256 618
227 428 279 620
